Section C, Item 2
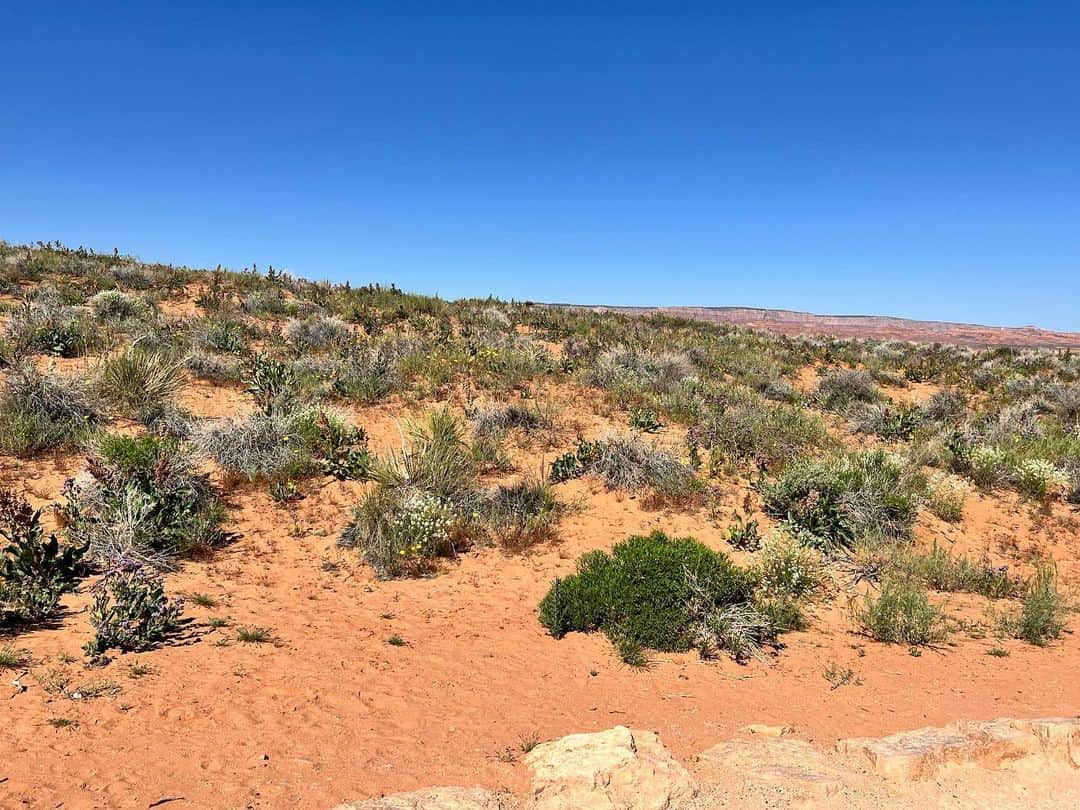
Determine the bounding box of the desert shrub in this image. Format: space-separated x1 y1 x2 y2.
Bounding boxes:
373 408 476 503
1 488 86 624
761 450 925 549
582 348 695 406
0 364 103 455
470 401 554 440
242 288 287 316
329 341 405 403
538 531 763 662
311 410 372 481
726 512 762 551
339 487 453 578
96 348 187 411
63 434 228 567
243 353 295 414
286 314 351 350
1014 458 1070 501
846 401 921 441
814 369 883 411
691 400 828 471
189 317 248 354
924 472 970 522
185 351 240 382
899 543 1019 599
6 298 102 357
920 389 967 424
856 577 947 646
967 444 1011 488
1006 563 1067 646
754 532 824 600
586 434 697 494
137 402 194 440
195 410 313 483
88 290 153 322
109 263 155 290
628 407 663 433
476 479 560 551
84 564 186 656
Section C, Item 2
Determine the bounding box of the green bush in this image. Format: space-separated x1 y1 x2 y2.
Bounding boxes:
856 577 947 646
538 531 762 662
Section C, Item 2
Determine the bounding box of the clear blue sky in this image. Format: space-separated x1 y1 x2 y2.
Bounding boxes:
2 2 1078 329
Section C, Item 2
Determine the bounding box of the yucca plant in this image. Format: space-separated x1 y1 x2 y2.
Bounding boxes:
96 347 187 411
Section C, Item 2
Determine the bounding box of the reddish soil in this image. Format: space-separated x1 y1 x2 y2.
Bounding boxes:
2 386 1078 809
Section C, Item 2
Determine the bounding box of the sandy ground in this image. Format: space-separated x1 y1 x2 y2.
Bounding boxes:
0 349 1077 808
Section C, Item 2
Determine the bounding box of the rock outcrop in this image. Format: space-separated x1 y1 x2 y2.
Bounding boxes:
524 725 695 809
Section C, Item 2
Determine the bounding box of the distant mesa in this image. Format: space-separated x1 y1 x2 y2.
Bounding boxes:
548 304 1080 349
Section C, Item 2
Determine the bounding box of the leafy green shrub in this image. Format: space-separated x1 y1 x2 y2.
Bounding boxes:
726 512 762 551
63 434 229 566
761 450 925 549
1 488 85 623
84 564 186 656
856 577 946 646
243 353 294 414
539 531 763 662
0 363 103 455
96 348 187 411
549 438 604 483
